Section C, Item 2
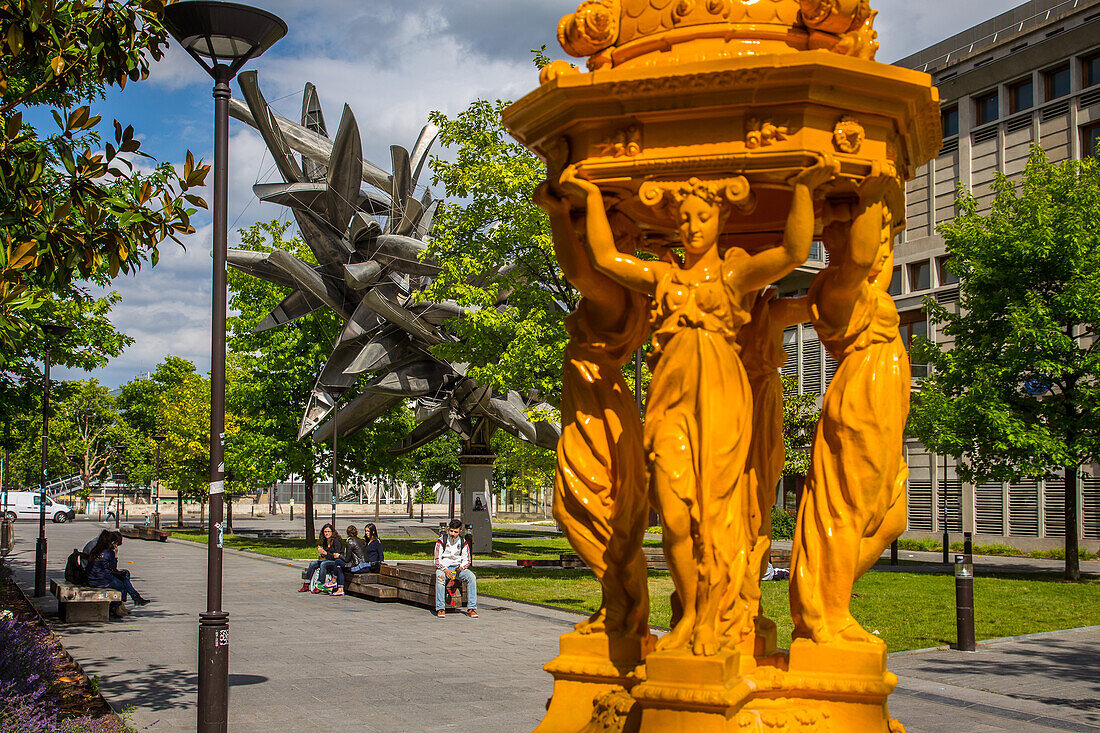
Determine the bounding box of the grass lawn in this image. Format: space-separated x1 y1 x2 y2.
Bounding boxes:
474 567 1100 652
172 531 1100 651
172 530 658 560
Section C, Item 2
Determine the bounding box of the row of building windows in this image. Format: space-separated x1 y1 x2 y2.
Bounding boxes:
887 256 958 296
941 50 1100 134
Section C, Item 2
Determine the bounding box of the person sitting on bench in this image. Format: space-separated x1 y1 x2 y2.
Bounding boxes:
299 524 345 595
343 525 369 575
433 519 477 619
364 523 384 572
87 531 148 617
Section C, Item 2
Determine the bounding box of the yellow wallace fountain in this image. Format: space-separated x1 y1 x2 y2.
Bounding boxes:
504 2 940 731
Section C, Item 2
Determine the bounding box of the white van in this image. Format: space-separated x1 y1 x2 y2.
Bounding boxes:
1 491 75 523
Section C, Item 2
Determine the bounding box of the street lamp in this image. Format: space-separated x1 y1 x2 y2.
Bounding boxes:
152 434 166 530
35 322 71 598
326 386 351 529
111 442 128 530
162 4 286 731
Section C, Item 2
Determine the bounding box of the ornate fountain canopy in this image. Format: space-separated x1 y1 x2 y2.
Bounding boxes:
559 0 880 70
504 0 940 243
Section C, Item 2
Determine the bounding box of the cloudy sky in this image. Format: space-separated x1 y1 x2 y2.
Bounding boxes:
53 0 1021 387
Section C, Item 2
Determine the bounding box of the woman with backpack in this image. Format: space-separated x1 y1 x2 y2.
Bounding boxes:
87 531 148 617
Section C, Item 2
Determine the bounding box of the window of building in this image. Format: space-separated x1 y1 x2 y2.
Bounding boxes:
900 311 929 354
941 106 959 137
1085 52 1100 88
1084 122 1100 159
808 241 824 262
975 91 998 126
1008 78 1033 113
936 255 959 286
888 266 903 296
908 261 931 291
1044 64 1071 101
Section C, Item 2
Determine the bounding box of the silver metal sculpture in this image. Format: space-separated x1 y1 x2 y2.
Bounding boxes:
226 71 560 550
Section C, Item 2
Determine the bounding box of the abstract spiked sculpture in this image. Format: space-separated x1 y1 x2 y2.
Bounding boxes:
226 72 560 476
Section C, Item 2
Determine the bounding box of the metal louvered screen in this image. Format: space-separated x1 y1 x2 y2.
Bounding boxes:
1083 477 1100 540
824 351 838 386
782 327 798 387
975 481 1004 535
1008 479 1040 537
802 339 822 395
938 478 963 532
908 479 933 532
1043 475 1065 538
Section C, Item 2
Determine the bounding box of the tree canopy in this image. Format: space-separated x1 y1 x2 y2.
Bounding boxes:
0 0 208 358
911 148 1100 579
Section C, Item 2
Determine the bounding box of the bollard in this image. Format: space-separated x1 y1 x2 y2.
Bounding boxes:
954 553 976 651
890 539 898 566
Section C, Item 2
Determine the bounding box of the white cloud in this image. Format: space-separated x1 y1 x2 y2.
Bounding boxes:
74 0 1022 387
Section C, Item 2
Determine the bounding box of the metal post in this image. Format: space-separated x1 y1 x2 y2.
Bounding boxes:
942 452 950 565
954 550 976 651
154 439 162 530
330 401 337 528
197 65 232 733
890 539 898 566
34 338 52 598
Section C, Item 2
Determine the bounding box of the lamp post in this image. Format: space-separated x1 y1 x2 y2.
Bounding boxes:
326 386 350 529
162 5 286 731
112 442 128 530
152 434 166 530
35 323 71 597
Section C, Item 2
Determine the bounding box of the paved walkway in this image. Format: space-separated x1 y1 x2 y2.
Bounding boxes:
4 521 1099 732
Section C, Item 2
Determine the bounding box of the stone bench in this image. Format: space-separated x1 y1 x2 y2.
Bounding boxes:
50 578 121 622
121 525 172 542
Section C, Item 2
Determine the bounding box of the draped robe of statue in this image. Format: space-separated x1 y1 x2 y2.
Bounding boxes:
734 288 805 642
540 186 653 639
646 250 755 652
790 195 910 646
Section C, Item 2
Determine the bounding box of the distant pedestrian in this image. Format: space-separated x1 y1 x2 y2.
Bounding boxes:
433 519 477 619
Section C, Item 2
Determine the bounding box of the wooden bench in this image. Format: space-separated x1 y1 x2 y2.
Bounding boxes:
300 562 467 610
50 579 121 622
121 525 172 542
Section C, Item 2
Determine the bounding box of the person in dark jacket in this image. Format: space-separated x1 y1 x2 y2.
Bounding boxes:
343 525 369 574
87 531 148 617
298 524 345 595
364 523 384 572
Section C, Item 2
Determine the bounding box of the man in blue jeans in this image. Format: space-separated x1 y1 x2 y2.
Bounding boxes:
433 519 477 618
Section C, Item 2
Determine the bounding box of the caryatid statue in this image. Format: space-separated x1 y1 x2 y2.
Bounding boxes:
789 166 910 647
504 0 939 729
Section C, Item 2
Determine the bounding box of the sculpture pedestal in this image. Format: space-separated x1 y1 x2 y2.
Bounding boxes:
628 641 901 732
534 631 654 733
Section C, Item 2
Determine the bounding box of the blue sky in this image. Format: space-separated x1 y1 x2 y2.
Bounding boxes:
51 0 1021 388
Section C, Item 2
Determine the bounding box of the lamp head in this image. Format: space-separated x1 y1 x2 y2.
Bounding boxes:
153 434 167 444
163 1 287 78
41 323 72 340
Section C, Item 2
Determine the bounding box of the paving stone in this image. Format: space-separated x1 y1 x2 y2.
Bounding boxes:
5 520 1099 732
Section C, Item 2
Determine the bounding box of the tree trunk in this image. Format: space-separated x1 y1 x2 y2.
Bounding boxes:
1065 464 1081 581
200 501 205 531
305 464 316 542
226 496 233 534
177 493 183 527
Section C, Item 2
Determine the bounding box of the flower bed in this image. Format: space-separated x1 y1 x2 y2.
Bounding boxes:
0 568 126 732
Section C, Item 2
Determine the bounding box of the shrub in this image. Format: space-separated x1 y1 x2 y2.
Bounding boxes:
771 507 796 540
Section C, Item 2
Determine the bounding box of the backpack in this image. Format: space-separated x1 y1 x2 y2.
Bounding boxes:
64 549 89 585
